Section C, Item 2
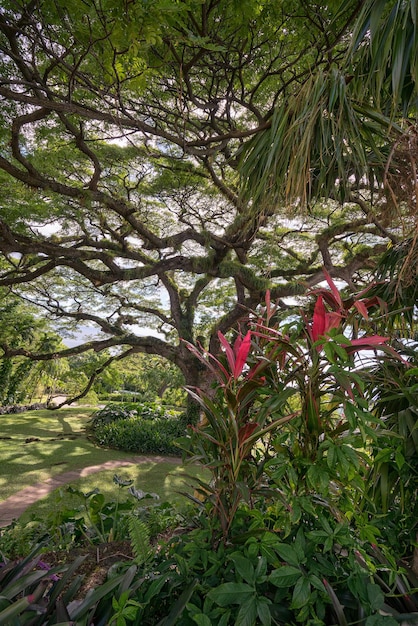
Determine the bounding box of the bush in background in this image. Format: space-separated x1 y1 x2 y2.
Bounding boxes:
89 402 185 455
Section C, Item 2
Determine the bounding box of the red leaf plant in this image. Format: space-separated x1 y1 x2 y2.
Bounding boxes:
179 270 401 540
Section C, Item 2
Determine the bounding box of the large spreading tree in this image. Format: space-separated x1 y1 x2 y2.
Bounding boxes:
0 0 416 401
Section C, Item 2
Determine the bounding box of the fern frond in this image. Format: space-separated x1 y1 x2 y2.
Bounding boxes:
128 516 153 566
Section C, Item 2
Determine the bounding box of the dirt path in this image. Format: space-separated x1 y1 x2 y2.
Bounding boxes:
0 455 181 528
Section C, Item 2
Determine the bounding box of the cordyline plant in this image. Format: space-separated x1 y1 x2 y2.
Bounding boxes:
181 270 399 541
181 326 297 540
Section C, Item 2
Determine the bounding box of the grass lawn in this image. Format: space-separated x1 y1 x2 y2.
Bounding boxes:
20 463 205 522
0 407 189 503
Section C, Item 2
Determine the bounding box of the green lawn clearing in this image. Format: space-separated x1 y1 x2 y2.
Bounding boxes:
19 462 205 523
0 407 189 503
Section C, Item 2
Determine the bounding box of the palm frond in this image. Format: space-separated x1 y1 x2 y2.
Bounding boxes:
350 0 418 113
239 68 397 209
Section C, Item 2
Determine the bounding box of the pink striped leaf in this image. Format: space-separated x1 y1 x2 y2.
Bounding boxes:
238 422 259 445
312 296 326 342
217 330 236 375
352 300 369 319
233 331 252 378
349 335 389 348
323 267 343 307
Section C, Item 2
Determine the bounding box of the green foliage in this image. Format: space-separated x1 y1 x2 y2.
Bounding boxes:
356 245 418 557
112 354 186 405
368 239 418 338
0 295 60 405
350 0 418 112
359 351 418 558
0 542 87 625
89 402 185 454
240 67 395 207
89 402 185 455
63 504 414 626
94 416 185 455
91 401 181 426
0 540 145 626
240 0 417 208
180 277 398 541
110 590 142 626
0 277 417 624
128 515 153 565
1 0 412 403
0 481 184 561
90 403 145 427
1 499 416 625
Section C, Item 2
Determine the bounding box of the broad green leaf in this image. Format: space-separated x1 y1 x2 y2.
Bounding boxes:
124 606 140 620
367 583 384 611
365 615 399 626
256 596 272 626
274 543 301 567
269 566 302 587
254 556 268 580
291 576 311 610
236 597 258 626
229 553 256 585
191 614 212 626
208 583 255 607
309 575 326 593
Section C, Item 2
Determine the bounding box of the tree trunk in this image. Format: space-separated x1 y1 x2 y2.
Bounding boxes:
177 351 216 425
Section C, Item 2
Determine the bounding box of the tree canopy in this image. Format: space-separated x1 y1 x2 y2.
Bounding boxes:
0 0 416 397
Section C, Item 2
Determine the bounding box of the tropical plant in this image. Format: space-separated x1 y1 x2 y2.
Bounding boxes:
180 328 297 540
0 542 85 624
179 272 399 542
354 243 418 562
240 0 418 208
75 502 416 626
58 475 160 546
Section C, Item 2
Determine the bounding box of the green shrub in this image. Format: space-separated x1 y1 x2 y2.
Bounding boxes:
90 403 139 428
89 402 185 454
90 401 181 428
93 416 185 455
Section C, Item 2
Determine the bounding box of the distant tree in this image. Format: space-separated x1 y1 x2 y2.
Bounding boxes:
0 294 68 404
26 333 70 403
119 353 186 404
0 0 416 405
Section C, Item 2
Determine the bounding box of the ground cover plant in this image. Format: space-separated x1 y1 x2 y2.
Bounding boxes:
0 471 195 560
